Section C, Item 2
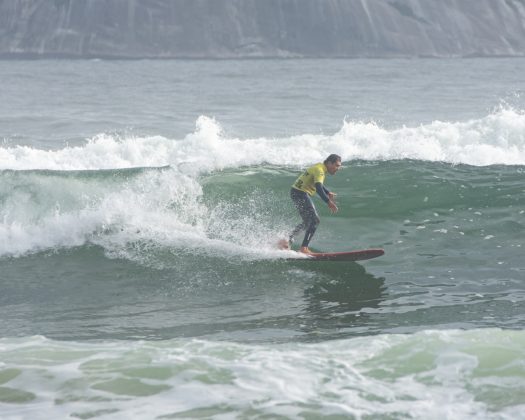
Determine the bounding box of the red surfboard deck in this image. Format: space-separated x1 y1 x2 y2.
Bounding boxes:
292 248 384 261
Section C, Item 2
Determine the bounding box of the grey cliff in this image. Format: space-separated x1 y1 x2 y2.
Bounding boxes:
1 0 525 58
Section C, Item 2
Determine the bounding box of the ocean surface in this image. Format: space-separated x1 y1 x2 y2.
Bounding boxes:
0 58 524 419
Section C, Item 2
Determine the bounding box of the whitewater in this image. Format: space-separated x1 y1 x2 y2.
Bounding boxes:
2 108 525 172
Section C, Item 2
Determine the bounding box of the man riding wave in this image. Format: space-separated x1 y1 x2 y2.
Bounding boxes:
280 154 342 253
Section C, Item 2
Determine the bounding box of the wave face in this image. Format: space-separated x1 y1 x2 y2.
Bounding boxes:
1 113 523 347
1 112 524 262
0 329 523 419
0 112 523 259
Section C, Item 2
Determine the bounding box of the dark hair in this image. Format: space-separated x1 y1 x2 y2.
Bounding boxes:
324 154 341 165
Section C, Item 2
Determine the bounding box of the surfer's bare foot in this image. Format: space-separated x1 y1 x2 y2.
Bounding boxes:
299 247 312 254
277 239 290 250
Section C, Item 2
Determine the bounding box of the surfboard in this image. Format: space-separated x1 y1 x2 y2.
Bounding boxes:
292 248 384 262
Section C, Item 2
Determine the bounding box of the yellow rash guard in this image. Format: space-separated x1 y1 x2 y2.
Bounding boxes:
292 163 327 196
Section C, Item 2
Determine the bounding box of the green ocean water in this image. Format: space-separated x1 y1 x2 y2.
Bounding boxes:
1 161 524 342
1 59 524 418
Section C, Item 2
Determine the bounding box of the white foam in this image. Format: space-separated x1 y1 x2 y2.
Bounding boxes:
0 167 295 259
0 329 523 419
0 109 524 172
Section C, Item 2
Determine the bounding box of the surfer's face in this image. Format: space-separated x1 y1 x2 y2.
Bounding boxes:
326 160 342 175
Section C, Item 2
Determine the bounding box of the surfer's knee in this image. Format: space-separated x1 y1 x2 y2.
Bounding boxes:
307 216 320 232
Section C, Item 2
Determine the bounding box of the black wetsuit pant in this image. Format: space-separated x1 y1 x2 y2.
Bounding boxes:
290 188 320 248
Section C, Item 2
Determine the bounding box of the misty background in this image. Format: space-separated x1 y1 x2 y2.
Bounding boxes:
1 0 525 59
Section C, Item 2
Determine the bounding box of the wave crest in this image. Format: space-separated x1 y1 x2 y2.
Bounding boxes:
1 109 524 172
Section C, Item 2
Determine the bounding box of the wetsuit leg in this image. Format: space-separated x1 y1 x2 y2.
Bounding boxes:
289 188 320 248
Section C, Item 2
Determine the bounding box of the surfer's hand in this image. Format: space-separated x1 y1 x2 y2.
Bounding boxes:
328 192 337 200
328 200 338 213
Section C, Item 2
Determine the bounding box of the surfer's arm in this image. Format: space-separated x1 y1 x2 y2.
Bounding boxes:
316 182 338 213
324 185 338 202
315 182 330 203
317 183 336 201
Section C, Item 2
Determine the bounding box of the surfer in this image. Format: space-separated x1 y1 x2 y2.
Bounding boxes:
280 154 341 253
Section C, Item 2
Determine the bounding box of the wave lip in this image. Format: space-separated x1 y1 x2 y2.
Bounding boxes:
1 109 525 172
0 329 523 419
